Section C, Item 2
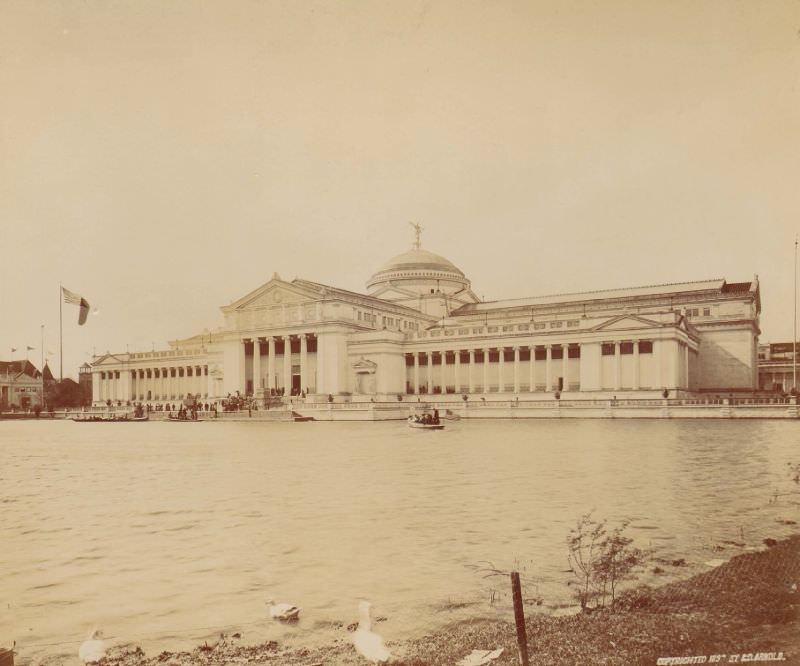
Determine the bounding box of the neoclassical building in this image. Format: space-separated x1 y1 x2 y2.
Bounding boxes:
91 235 761 405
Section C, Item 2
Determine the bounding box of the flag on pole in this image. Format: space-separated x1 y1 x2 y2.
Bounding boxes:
62 287 91 325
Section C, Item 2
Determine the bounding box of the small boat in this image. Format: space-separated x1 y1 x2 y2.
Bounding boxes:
407 415 445 430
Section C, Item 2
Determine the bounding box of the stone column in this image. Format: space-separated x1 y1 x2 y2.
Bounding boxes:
240 340 247 395
454 350 461 393
426 352 433 393
267 337 276 393
633 341 640 390
300 334 308 394
498 347 505 393
413 352 420 394
545 345 552 391
614 341 621 391
562 345 569 391
513 346 520 393
252 339 262 393
683 343 689 390
283 336 292 394
468 350 475 393
482 348 490 393
529 345 535 392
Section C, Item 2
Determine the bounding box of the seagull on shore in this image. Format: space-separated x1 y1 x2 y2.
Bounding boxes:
78 627 106 664
353 601 390 664
266 598 301 621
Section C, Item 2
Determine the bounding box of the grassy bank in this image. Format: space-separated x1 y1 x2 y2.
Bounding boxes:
100 536 800 666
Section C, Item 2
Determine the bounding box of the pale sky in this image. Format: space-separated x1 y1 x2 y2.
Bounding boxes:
1 0 799 378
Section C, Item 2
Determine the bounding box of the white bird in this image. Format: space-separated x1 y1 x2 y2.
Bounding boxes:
78 627 106 664
353 601 390 664
266 598 301 621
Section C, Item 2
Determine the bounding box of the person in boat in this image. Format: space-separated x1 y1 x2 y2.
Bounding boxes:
433 409 440 425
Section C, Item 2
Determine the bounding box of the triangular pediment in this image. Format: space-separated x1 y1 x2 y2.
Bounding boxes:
223 277 322 312
591 314 662 332
92 354 127 366
352 357 377 372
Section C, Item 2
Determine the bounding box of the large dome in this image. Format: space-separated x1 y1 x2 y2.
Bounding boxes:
366 245 471 296
375 248 465 277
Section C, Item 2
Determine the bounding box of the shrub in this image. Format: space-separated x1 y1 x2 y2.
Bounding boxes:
567 512 646 611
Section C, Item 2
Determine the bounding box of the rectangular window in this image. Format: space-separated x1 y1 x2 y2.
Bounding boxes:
551 347 564 360
502 325 513 332
638 341 653 354
568 345 580 359
458 328 470 335
472 327 484 334
703 308 711 316
601 343 616 356
534 348 546 361
620 342 634 355
487 326 498 333
533 322 545 330
518 324 530 331
549 321 563 328
567 320 579 328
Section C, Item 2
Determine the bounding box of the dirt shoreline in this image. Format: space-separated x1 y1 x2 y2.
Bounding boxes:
93 535 799 665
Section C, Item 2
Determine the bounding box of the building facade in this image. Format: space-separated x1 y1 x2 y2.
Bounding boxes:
758 342 799 393
91 239 762 405
0 360 44 410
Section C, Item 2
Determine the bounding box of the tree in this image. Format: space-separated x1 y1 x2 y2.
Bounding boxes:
567 512 607 610
593 520 645 609
567 513 646 611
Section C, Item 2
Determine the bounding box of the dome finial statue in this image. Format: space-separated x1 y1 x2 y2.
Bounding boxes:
409 221 424 249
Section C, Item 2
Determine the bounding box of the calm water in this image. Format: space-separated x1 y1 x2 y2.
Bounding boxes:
2 419 798 664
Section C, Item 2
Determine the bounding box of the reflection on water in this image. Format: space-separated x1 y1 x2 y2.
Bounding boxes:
1 419 798 663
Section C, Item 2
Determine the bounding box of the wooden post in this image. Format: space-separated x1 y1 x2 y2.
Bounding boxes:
510 571 530 666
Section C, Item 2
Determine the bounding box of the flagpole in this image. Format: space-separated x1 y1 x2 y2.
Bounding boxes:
794 236 797 393
41 324 45 410
59 282 63 382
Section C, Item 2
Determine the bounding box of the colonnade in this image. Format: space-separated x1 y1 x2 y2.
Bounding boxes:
241 333 315 395
406 344 576 394
94 365 209 404
404 339 679 394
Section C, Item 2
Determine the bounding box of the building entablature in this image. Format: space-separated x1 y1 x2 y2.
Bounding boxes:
452 278 760 319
